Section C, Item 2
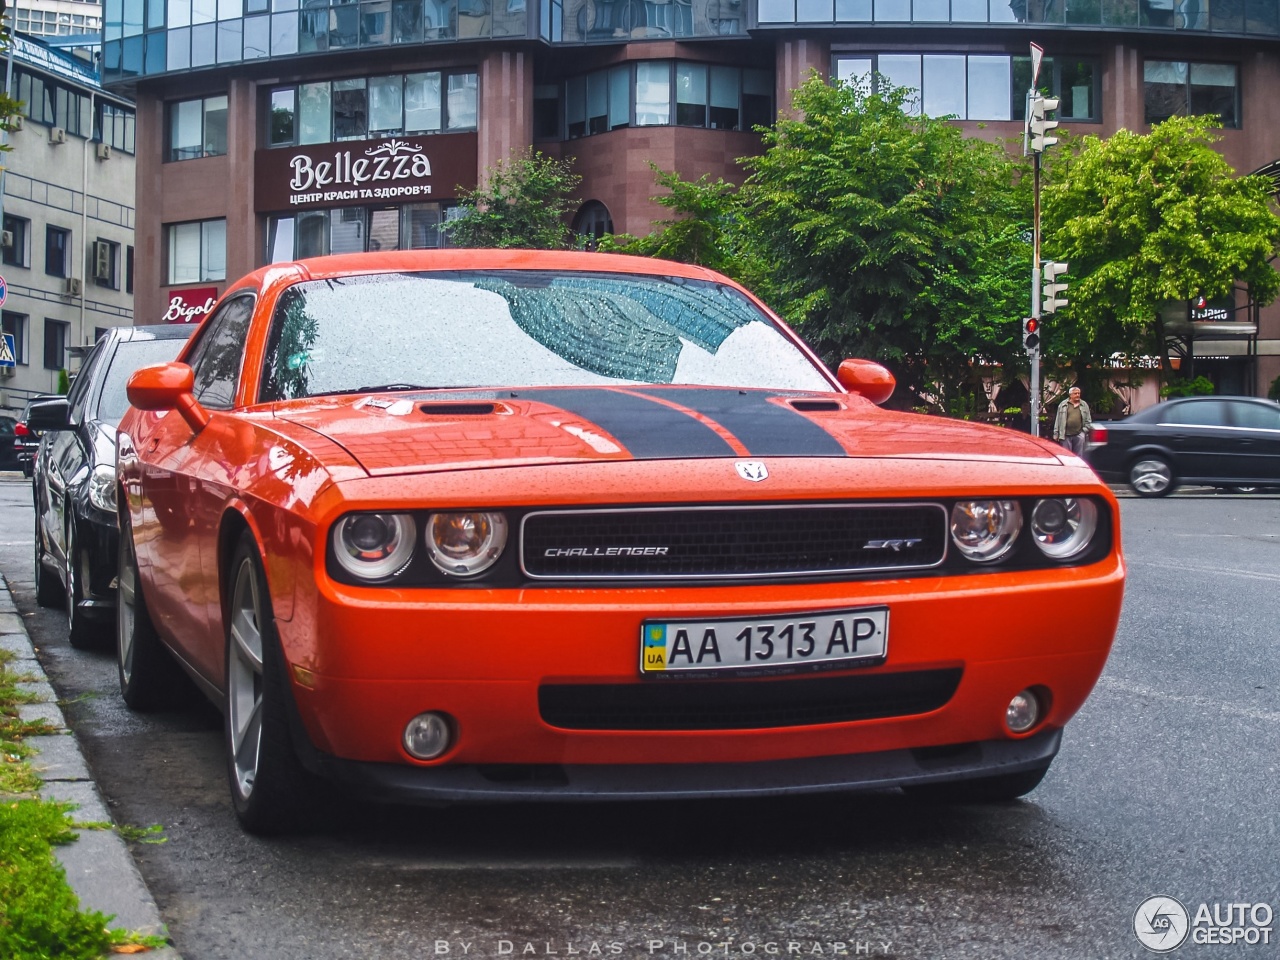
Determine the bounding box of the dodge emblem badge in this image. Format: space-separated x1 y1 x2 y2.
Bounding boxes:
735 460 769 482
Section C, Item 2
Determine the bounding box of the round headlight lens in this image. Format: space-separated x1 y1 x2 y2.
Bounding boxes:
424 512 508 577
950 500 1022 563
332 513 416 581
1031 497 1098 560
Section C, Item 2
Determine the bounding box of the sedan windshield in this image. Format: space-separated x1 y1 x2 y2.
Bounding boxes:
259 271 832 401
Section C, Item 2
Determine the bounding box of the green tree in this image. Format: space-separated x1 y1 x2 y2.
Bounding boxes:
618 75 1031 409
1040 115 1280 379
446 149 582 249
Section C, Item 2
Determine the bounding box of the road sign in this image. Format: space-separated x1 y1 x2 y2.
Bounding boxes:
0 275 8 308
0 333 15 367
1030 42 1044 88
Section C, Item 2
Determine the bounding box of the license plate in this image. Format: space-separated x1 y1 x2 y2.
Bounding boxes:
640 607 889 676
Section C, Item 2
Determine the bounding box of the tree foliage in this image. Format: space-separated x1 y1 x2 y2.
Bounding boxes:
612 75 1031 409
1040 115 1280 372
446 150 582 249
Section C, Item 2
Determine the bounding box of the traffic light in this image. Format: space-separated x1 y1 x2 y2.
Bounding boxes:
1022 317 1041 352
1042 261 1069 314
1028 96 1060 153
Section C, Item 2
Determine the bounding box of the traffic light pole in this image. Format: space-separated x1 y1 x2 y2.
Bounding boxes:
1030 121 1043 437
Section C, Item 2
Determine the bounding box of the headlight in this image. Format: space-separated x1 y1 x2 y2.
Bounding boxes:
332 513 416 581
950 500 1022 563
1030 497 1098 560
424 512 508 577
88 464 117 514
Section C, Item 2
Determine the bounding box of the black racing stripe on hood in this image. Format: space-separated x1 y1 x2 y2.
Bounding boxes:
516 388 737 459
637 388 848 457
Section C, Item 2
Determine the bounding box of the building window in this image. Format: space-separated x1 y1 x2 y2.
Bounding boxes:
45 226 71 278
1144 60 1239 128
167 219 227 284
126 245 135 294
270 70 479 147
266 202 459 260
92 239 121 289
43 319 69 371
97 102 137 154
572 200 613 242
2 312 27 364
3 216 29 268
834 53 1098 123
167 95 229 161
14 69 92 135
556 62 772 140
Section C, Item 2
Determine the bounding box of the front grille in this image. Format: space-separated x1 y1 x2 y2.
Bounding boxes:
521 503 947 579
539 668 962 731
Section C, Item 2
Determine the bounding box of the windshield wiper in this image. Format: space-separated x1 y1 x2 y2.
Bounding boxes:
350 383 433 394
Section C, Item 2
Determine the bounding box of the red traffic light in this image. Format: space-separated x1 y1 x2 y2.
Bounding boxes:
1025 318 1039 334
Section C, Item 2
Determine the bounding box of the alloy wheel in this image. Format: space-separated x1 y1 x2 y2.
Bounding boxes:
1130 458 1172 496
227 557 265 801
117 538 138 682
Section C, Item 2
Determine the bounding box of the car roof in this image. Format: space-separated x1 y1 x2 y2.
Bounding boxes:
114 323 198 342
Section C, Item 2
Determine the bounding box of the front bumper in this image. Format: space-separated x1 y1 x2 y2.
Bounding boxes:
310 728 1063 803
276 554 1124 778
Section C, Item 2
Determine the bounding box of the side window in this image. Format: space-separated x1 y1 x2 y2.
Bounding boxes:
186 295 255 410
1229 401 1280 431
1163 400 1227 426
67 340 106 424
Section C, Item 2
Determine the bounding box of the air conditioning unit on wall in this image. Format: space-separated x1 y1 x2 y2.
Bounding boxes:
8 115 23 132
63 277 82 297
92 241 112 281
95 143 111 161
49 127 67 145
1 230 12 249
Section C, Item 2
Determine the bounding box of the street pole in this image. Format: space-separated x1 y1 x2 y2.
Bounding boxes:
1031 144 1042 437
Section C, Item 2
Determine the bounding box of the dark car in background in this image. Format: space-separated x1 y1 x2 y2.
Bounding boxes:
15 394 63 477
0 415 17 470
30 324 195 647
1085 395 1280 497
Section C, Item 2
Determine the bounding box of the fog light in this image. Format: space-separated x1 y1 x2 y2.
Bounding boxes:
403 712 452 760
1006 690 1041 733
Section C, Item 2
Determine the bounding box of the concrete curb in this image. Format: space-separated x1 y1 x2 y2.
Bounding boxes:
1 580 183 959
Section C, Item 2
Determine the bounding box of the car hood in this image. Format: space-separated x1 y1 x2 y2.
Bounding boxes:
272 386 1064 477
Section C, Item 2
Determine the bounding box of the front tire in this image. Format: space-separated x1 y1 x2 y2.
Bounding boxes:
1129 456 1176 498
34 512 63 608
117 517 183 710
224 531 316 835
66 517 104 650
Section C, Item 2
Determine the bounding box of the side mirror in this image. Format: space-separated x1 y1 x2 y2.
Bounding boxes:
836 359 896 406
26 398 71 431
127 362 210 432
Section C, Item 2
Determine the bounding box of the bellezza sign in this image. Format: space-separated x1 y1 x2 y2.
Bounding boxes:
254 133 478 213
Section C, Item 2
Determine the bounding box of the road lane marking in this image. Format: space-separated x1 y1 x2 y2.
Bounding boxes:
1133 559 1280 584
1096 677 1280 725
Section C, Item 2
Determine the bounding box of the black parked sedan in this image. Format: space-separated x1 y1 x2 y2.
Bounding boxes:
30 324 195 647
1085 395 1280 497
15 394 64 477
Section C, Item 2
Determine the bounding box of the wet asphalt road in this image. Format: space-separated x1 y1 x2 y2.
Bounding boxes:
1 471 1278 960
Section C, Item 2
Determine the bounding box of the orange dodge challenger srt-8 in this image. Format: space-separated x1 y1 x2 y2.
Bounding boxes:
115 250 1125 835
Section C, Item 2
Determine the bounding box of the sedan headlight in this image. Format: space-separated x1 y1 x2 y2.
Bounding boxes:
950 500 1022 563
1030 497 1098 560
424 512 508 577
88 464 117 514
332 513 416 581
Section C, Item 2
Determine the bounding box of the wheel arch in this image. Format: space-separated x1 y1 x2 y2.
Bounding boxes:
217 501 295 623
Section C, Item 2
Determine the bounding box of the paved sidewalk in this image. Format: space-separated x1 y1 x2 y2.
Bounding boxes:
1 575 182 958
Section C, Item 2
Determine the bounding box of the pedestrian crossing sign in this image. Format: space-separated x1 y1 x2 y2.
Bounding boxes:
0 333 14 367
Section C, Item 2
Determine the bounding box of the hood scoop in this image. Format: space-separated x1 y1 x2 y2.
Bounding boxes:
787 399 844 413
419 401 500 416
